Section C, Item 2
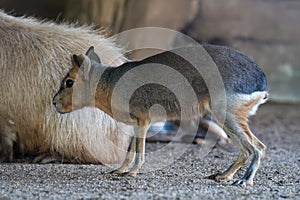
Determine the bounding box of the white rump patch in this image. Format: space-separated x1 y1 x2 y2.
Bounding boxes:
249 91 269 116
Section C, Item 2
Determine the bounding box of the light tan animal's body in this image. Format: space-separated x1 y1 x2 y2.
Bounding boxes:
54 46 268 186
0 11 132 163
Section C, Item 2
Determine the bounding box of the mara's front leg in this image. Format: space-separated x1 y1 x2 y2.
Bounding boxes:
110 134 137 175
110 120 149 176
126 120 149 177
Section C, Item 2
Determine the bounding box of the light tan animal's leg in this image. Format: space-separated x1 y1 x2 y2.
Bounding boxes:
33 153 71 164
0 116 17 162
126 121 149 177
110 135 137 174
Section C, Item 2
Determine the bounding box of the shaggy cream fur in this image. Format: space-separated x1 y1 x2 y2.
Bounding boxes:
0 11 132 164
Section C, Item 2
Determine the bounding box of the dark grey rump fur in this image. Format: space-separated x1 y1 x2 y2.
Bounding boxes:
202 44 267 94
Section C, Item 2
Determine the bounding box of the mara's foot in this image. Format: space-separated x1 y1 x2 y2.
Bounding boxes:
109 169 125 175
206 172 233 181
232 179 253 186
110 169 137 177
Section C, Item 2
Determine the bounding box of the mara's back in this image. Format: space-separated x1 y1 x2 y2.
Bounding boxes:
101 45 267 121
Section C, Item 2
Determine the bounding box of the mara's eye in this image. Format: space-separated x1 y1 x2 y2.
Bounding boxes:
65 79 74 88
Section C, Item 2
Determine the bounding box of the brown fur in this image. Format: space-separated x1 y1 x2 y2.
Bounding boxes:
0 11 133 164
236 97 263 141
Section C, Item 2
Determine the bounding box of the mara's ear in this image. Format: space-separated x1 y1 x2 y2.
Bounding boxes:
85 46 101 64
72 54 91 81
71 54 83 69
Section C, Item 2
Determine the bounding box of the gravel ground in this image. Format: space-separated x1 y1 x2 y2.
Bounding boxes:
0 103 299 199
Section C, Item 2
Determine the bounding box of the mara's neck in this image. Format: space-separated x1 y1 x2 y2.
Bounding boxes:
94 67 114 118
93 65 137 124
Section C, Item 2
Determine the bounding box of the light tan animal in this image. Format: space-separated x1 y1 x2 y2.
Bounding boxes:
0 11 133 164
53 46 268 186
0 114 17 162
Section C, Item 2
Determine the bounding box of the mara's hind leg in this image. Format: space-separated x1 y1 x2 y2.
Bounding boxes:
208 116 251 181
231 97 266 186
232 131 266 186
209 113 266 186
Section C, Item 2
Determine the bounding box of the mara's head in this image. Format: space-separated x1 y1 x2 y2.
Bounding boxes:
52 46 102 114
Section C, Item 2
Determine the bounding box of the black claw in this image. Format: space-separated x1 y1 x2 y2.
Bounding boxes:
232 179 247 186
121 172 137 178
109 170 121 174
206 174 217 180
109 170 133 177
206 172 222 180
121 172 130 176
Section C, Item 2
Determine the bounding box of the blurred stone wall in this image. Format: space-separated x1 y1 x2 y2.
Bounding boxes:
183 0 300 103
0 0 65 19
64 0 198 34
63 0 198 59
0 0 299 102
